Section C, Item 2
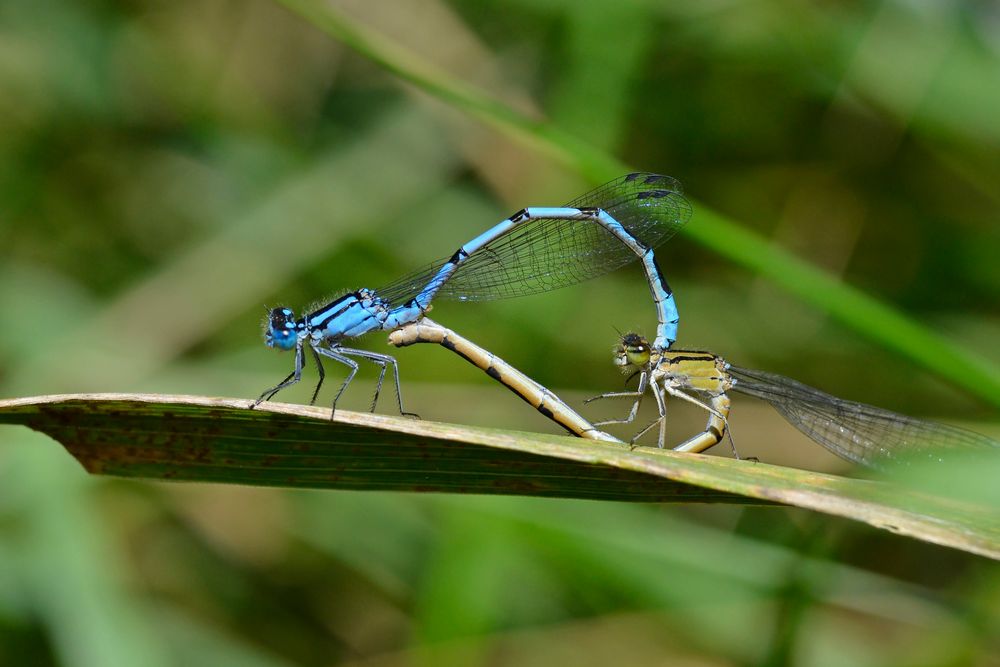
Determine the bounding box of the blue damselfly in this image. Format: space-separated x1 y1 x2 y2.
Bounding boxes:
256 173 690 415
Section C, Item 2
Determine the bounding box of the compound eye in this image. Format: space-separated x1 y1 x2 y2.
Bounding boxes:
270 307 294 330
621 332 644 346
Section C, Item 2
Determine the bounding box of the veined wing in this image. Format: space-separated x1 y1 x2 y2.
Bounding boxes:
728 365 999 470
376 173 690 305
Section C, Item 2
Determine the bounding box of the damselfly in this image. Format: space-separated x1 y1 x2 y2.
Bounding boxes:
589 333 999 470
255 174 690 415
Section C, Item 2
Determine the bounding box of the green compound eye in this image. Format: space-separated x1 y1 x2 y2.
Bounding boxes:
618 332 651 368
624 344 651 367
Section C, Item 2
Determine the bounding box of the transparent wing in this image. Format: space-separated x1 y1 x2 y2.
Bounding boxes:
376 173 690 304
728 366 999 470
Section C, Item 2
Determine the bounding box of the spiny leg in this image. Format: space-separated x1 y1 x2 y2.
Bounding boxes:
253 341 305 408
629 375 668 448
652 374 669 448
617 371 743 458
262 371 294 402
387 353 418 418
338 347 417 417
643 379 662 448
590 393 645 427
308 344 325 406
724 428 742 460
361 353 387 412
314 346 360 420
586 369 649 426
662 384 726 419
372 363 388 412
660 384 738 457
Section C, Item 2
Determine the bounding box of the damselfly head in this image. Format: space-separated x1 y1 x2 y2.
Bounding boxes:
264 307 299 351
613 332 651 370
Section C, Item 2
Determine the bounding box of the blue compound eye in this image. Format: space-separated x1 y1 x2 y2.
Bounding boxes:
265 307 298 350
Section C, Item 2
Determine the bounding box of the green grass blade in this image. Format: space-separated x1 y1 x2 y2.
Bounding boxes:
1 394 997 560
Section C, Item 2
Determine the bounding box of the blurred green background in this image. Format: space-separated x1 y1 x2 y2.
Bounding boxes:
1 0 998 665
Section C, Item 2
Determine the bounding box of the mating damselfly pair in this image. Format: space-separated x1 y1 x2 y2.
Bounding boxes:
255 173 998 471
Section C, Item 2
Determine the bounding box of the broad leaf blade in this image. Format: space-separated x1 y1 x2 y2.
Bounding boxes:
0 393 745 502
0 393 997 559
